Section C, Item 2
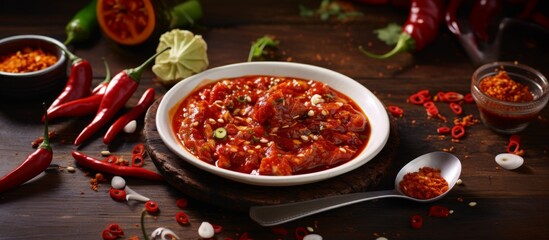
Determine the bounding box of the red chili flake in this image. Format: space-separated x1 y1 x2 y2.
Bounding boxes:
132 143 146 156
145 200 159 214
131 154 144 167
271 226 288 236
109 188 126 202
175 211 189 225
429 205 450 217
443 92 464 102
387 105 404 117
451 125 465 139
104 155 118 164
176 198 188 208
410 214 423 229
464 93 474 103
409 93 427 105
294 226 308 240
437 126 451 134
449 102 463 115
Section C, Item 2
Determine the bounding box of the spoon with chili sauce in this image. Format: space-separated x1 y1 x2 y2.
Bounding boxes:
249 151 462 226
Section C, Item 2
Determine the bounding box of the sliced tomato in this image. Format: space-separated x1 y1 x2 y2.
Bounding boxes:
97 0 156 45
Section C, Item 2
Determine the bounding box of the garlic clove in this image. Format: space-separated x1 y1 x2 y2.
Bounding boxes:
495 153 524 170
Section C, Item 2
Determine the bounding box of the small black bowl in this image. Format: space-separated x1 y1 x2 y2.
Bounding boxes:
0 35 68 100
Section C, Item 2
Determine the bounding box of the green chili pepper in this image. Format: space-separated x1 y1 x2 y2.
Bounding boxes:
214 127 227 139
64 0 98 45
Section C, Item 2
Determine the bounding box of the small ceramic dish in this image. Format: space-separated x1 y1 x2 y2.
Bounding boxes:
0 35 67 99
156 62 391 186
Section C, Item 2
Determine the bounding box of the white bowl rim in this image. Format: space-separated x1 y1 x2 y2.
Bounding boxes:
0 34 67 77
156 61 390 186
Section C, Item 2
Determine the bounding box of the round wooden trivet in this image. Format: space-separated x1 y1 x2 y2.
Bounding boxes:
144 98 399 212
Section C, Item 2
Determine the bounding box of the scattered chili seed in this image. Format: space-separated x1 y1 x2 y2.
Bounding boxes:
410 214 423 229
443 92 464 102
468 201 478 207
0 47 58 73
67 166 76 173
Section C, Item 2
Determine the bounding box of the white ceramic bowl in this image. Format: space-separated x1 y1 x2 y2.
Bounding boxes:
156 62 390 186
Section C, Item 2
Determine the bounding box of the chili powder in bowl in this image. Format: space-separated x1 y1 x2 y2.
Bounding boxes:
0 35 68 99
156 62 390 186
471 62 549 134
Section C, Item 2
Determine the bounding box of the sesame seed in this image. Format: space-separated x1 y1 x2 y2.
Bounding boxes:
208 118 216 124
307 110 315 117
192 122 199 126
339 147 347 153
217 118 224 123
468 201 477 207
321 110 328 116
300 135 309 141
260 138 269 143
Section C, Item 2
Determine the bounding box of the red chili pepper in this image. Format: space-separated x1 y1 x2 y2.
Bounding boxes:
106 223 124 237
212 223 223 234
470 0 502 42
46 58 111 122
464 93 474 103
109 187 126 201
103 88 156 144
449 102 463 115
145 200 159 213
443 92 464 102
437 126 450 134
409 93 427 105
47 49 93 114
132 143 146 156
175 211 189 225
294 226 308 240
102 229 118 240
71 151 164 181
0 105 53 193
436 91 446 102
410 214 423 229
359 0 445 58
451 125 465 139
423 101 435 109
429 205 450 217
131 154 144 167
74 48 169 145
507 134 521 153
387 105 404 117
271 226 288 236
176 198 188 209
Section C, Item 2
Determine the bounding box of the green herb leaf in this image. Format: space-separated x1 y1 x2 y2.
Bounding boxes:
299 0 362 21
373 23 402 45
248 35 279 62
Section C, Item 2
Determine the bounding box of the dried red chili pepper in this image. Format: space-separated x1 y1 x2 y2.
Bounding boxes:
359 0 445 58
437 126 450 134
103 88 156 144
175 211 189 225
387 105 404 117
72 151 164 181
109 187 126 201
46 58 111 122
74 48 169 145
47 48 93 114
145 200 159 213
410 214 423 229
449 102 463 115
0 105 53 193
429 205 450 217
451 125 465 139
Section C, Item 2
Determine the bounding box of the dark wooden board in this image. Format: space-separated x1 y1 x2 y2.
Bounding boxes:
144 97 399 212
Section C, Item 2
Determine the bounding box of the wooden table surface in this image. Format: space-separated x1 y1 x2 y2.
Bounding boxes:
1 0 548 239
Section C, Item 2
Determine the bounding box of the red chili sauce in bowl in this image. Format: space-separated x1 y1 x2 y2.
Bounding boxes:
171 75 371 176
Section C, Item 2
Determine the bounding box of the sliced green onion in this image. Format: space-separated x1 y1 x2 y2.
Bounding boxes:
214 127 227 139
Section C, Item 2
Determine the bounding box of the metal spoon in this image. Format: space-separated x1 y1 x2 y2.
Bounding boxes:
249 151 462 226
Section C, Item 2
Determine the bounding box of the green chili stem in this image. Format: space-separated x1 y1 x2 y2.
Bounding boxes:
126 47 171 83
141 210 149 240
